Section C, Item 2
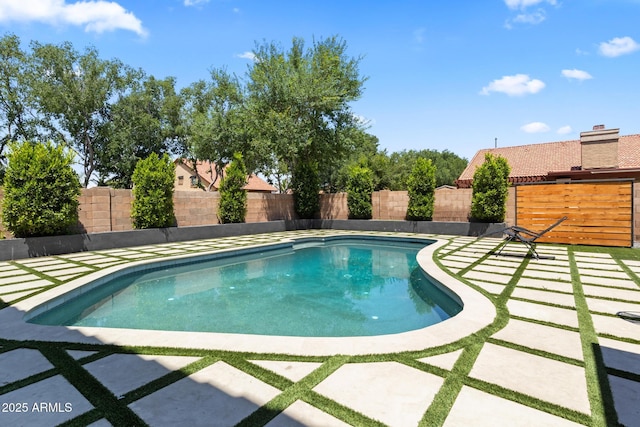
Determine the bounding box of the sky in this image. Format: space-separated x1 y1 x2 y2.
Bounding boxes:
1 0 639 161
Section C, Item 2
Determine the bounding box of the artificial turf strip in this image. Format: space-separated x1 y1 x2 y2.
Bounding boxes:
415 248 530 427
417 342 484 427
37 344 149 427
1 235 636 426
568 247 619 427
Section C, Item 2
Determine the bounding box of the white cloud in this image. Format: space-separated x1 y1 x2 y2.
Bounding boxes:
557 125 572 135
599 36 640 57
561 69 593 81
504 0 556 10
521 122 550 133
184 0 209 6
235 51 256 61
0 0 147 36
512 10 546 25
480 74 545 96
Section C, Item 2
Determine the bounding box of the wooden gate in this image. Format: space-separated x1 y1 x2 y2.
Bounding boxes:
516 181 633 247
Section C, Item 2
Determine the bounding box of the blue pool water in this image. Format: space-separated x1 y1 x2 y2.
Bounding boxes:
29 237 462 337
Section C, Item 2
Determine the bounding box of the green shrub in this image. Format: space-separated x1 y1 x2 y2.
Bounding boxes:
131 153 175 229
347 165 374 219
406 158 436 221
2 141 81 237
218 153 247 224
292 160 320 219
470 153 511 222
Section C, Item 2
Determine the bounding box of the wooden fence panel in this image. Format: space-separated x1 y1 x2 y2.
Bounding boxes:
516 181 632 247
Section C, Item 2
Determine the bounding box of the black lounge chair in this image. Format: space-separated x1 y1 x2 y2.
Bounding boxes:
494 216 568 260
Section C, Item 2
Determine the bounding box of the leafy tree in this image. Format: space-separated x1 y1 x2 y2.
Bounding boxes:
218 153 247 224
0 35 42 162
346 165 374 219
29 40 136 187
246 36 366 192
291 160 320 219
327 129 385 192
388 149 468 190
184 69 251 189
2 141 81 237
131 153 175 229
470 153 511 222
406 158 436 221
97 75 183 188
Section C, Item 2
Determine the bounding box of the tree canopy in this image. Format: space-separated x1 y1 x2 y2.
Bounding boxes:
0 33 469 192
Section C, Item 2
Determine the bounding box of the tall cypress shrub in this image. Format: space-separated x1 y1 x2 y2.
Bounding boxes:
470 153 511 222
406 158 436 221
131 153 175 229
218 153 247 224
2 141 81 237
347 165 374 219
291 160 320 219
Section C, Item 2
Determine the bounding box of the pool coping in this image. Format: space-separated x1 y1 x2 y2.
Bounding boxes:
0 235 497 356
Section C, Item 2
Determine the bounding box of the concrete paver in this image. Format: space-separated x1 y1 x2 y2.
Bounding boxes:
585 297 640 316
591 313 640 341
0 279 53 294
582 285 640 301
491 318 584 360
467 280 506 295
313 362 443 427
265 401 351 427
0 349 54 385
128 361 281 427
2 233 640 426
443 385 584 427
511 288 577 308
516 277 573 293
506 299 579 328
469 343 591 414
521 269 572 282
0 375 94 426
578 268 632 280
463 270 512 285
418 349 464 371
84 354 201 397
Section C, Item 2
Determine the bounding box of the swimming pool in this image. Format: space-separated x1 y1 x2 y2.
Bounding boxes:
28 237 461 337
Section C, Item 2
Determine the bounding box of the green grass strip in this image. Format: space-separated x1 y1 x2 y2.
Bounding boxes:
568 247 618 427
37 344 149 427
417 342 484 427
415 250 530 426
233 355 390 427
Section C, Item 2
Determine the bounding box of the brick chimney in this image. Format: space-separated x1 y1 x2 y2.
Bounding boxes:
580 126 619 169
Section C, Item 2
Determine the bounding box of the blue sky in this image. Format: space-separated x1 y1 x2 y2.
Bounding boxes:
1 0 639 161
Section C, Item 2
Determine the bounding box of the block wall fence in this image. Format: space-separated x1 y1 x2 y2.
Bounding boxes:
0 186 511 238
12 185 640 244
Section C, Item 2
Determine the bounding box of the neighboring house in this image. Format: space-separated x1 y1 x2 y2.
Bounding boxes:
174 159 277 193
456 126 640 188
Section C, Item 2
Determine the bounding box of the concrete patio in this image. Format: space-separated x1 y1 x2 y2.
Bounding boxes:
0 230 638 426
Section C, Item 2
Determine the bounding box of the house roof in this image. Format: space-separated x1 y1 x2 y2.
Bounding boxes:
175 159 277 192
456 134 640 188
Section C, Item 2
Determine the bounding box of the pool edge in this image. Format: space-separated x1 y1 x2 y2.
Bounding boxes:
0 235 497 356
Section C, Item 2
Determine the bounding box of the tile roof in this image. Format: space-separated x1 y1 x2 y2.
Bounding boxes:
457 134 640 187
175 159 277 192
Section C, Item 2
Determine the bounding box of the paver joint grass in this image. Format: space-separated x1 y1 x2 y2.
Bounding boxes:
0 231 638 426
